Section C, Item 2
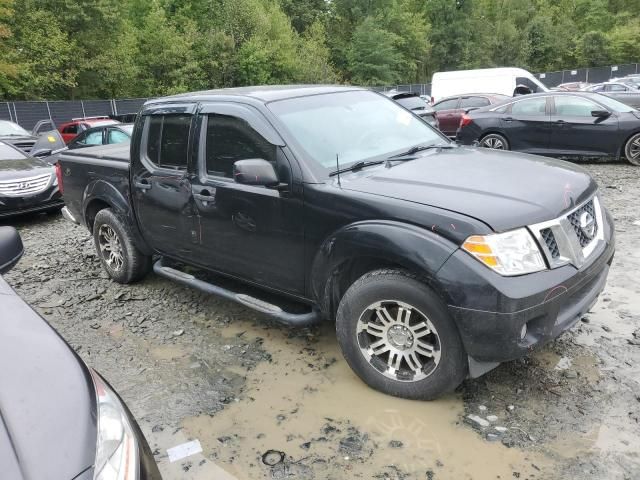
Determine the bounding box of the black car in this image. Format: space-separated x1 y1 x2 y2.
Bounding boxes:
57 86 614 400
385 91 439 129
68 123 134 150
456 91 640 165
0 141 63 217
0 119 38 154
0 226 162 480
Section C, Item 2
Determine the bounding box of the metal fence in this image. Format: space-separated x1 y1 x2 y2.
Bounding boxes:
0 98 148 131
2 62 639 130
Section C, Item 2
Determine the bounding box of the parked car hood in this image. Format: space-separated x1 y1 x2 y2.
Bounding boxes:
0 276 96 480
0 134 37 142
340 146 597 232
0 157 54 181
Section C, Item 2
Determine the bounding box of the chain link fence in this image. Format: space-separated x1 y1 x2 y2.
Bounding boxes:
0 98 148 131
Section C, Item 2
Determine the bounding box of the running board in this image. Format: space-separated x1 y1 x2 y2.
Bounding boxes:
153 258 320 327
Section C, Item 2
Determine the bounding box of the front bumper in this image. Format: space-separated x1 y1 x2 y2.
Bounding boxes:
437 208 615 367
0 187 63 218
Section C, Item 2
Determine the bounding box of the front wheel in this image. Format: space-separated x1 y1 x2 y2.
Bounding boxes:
336 269 467 400
624 132 640 166
93 208 151 284
479 133 509 150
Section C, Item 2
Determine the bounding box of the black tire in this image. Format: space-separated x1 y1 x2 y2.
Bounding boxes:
623 132 640 166
335 269 467 400
479 133 509 150
92 208 151 284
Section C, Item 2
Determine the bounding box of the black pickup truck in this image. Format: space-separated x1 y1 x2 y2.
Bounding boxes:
57 86 615 399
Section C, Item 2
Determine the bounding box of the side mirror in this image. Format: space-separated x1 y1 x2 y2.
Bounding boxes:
233 159 279 187
591 110 611 118
0 227 24 274
31 148 53 158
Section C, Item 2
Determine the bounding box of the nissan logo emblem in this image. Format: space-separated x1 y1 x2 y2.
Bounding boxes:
579 212 596 240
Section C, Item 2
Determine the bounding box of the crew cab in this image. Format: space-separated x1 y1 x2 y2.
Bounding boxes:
57 86 615 400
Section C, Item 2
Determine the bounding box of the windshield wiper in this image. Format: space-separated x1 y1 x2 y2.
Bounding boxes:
329 160 385 177
388 143 455 159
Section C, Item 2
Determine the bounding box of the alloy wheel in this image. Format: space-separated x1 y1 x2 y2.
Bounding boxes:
98 224 124 271
481 135 506 150
627 134 640 164
356 300 442 382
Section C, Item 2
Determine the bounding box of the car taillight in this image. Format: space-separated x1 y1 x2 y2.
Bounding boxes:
459 114 472 128
55 162 64 194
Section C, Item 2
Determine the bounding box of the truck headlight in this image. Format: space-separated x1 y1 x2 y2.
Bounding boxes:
462 228 546 276
90 370 139 480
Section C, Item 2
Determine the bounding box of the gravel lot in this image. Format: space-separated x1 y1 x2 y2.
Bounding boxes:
3 162 639 480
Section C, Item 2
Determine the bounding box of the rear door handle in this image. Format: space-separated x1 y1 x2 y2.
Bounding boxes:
504 117 513 122
134 180 151 190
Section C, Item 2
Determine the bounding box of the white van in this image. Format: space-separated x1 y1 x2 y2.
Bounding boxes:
430 67 548 103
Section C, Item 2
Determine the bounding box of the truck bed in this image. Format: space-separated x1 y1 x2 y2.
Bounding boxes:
57 143 132 229
61 143 131 163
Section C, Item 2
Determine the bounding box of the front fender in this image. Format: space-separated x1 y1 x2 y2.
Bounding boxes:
310 220 458 306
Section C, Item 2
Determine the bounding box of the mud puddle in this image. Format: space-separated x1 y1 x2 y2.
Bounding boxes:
160 323 546 480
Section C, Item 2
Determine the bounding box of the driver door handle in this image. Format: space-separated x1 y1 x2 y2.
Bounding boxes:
504 117 513 122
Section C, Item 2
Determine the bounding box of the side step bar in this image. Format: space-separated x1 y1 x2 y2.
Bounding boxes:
153 258 320 327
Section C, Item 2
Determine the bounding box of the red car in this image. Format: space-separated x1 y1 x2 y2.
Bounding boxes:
432 94 510 137
57 117 119 144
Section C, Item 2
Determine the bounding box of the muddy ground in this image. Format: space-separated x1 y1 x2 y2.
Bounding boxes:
3 162 639 480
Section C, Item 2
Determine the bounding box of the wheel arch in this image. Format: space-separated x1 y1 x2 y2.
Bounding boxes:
310 220 458 320
82 180 152 255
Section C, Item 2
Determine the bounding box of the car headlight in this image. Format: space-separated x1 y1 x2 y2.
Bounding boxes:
90 369 139 480
462 228 546 276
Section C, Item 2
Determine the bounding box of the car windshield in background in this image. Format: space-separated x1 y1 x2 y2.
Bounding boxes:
0 142 27 160
269 91 443 173
590 93 637 112
394 96 429 110
0 121 30 137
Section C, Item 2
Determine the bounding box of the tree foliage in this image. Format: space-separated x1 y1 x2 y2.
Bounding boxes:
2 0 640 99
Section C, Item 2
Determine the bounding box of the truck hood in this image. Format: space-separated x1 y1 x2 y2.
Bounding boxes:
340 146 597 232
0 276 96 480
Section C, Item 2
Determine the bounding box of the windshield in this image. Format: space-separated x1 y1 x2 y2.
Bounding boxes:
591 93 636 112
268 90 445 174
0 120 30 137
0 142 27 160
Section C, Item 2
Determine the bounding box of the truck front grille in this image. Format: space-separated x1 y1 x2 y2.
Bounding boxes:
540 228 560 258
530 195 604 270
0 173 53 197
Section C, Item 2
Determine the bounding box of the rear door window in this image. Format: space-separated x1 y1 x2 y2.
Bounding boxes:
460 97 490 108
145 114 191 170
433 98 459 111
511 97 547 116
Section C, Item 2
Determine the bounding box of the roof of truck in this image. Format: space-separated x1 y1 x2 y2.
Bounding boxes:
145 85 364 105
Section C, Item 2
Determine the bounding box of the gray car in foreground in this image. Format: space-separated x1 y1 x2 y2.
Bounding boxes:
0 226 162 480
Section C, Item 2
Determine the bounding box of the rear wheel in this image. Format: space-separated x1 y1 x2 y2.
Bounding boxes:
624 132 640 166
479 133 509 150
336 269 467 400
93 208 151 283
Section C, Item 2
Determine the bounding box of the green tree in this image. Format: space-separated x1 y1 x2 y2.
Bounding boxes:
576 31 611 67
346 17 403 85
